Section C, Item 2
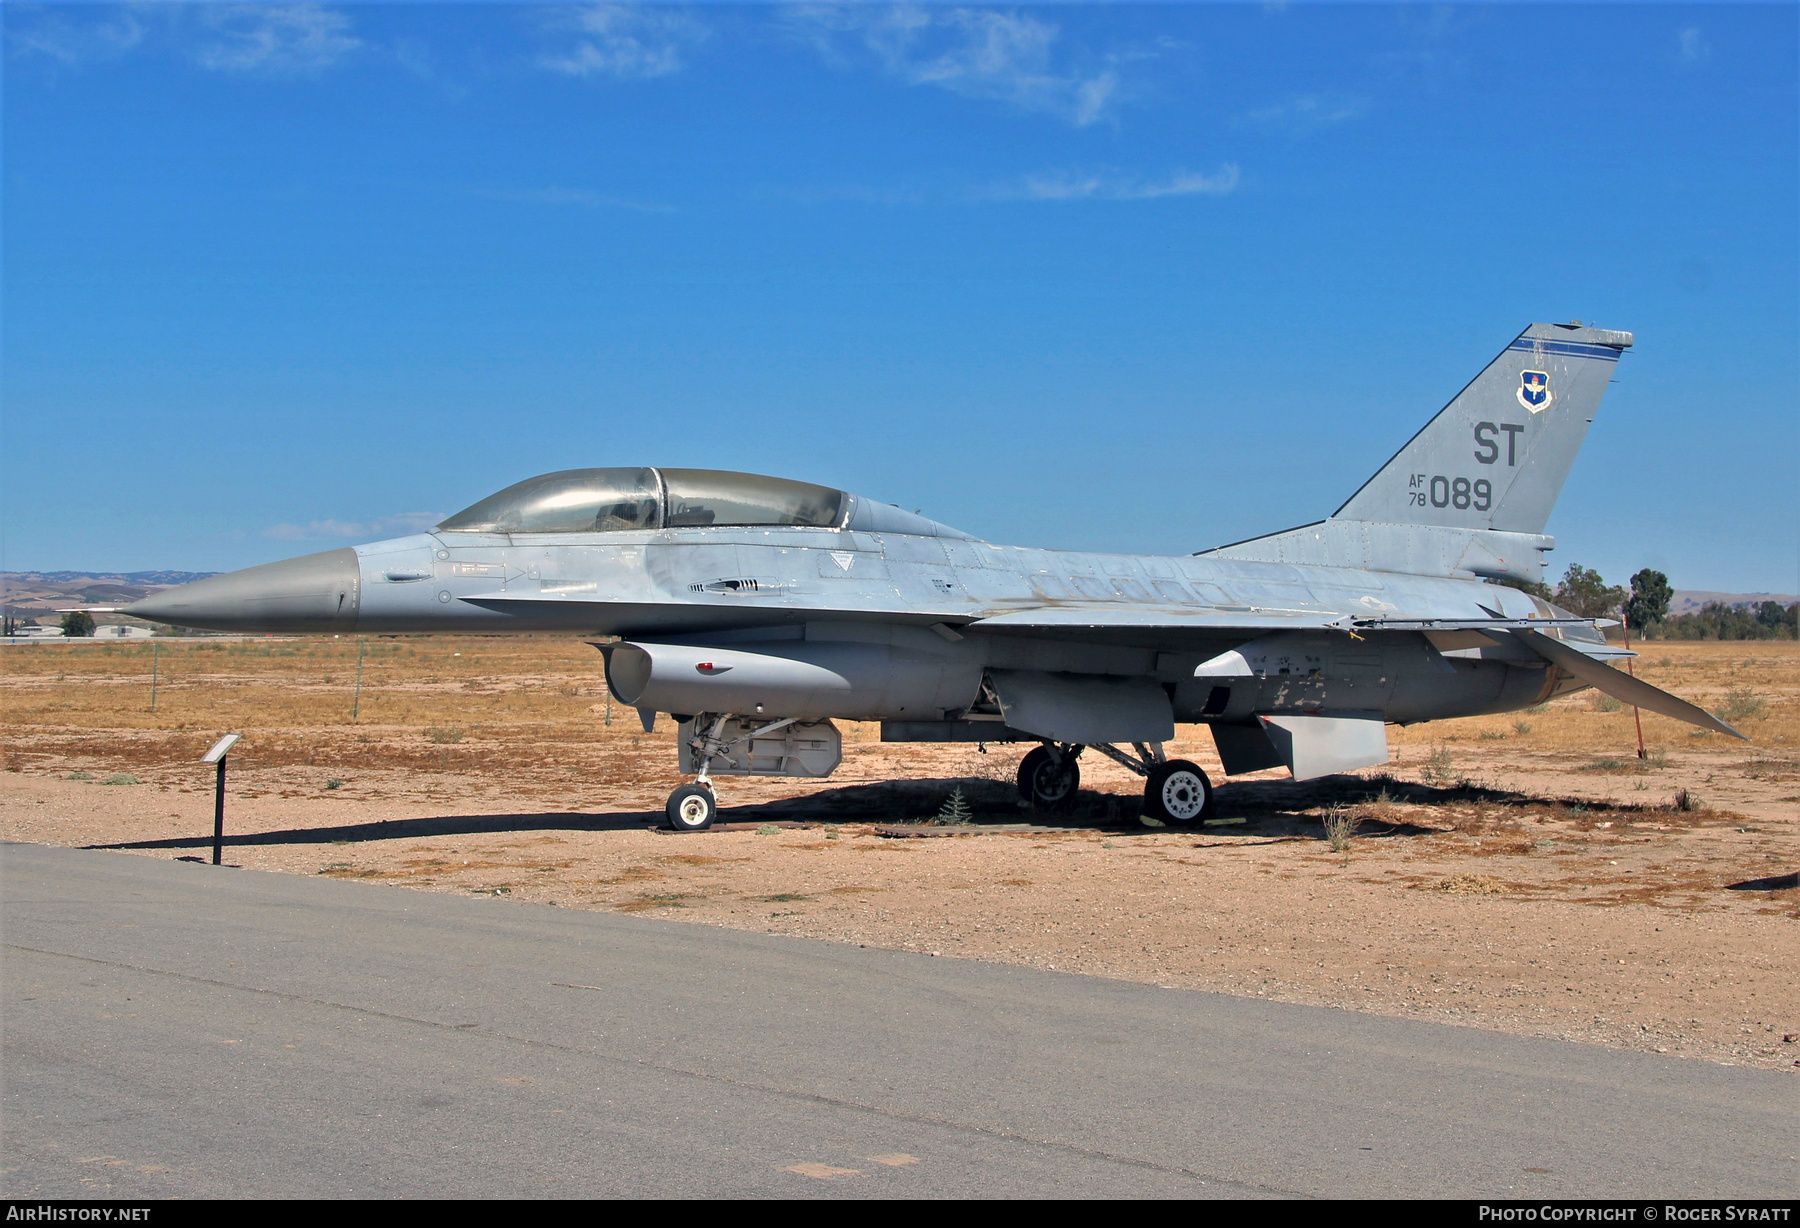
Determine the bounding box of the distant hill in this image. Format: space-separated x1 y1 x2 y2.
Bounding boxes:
1670 590 1798 615
6 570 217 587
1 571 218 627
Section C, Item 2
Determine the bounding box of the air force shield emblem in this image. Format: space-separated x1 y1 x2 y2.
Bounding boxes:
1517 370 1552 413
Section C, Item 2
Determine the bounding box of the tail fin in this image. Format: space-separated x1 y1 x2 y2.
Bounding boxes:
1334 322 1631 533
1202 323 1631 583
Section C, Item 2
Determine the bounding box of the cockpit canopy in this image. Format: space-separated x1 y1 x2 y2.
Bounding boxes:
437 467 846 535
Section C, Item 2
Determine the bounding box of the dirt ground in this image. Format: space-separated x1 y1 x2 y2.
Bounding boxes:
2 635 1795 1072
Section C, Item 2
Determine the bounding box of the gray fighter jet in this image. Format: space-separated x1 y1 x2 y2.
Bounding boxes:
129 323 1743 830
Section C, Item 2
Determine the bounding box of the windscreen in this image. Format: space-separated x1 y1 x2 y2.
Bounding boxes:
660 469 843 528
437 468 660 534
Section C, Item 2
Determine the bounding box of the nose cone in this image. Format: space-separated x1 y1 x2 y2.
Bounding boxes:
127 548 362 633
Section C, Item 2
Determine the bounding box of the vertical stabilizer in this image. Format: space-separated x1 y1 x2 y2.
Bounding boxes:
1202 323 1631 582
1334 322 1630 534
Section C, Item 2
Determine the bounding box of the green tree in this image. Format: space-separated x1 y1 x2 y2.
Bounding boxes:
60 610 96 638
1623 568 1672 632
1493 577 1553 601
1662 600 1799 641
1552 565 1626 620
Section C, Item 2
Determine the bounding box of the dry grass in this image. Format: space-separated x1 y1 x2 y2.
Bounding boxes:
1322 803 1358 853
8 637 1792 749
1438 873 1504 895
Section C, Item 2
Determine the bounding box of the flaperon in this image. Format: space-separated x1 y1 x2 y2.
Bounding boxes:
129 323 1743 831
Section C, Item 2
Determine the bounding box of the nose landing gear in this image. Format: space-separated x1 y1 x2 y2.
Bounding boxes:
667 782 718 831
663 711 815 832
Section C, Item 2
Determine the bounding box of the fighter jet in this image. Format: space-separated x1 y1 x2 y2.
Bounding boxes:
128 323 1742 830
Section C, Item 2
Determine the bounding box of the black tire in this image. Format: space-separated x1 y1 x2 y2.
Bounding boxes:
1142 759 1213 825
1017 745 1081 811
667 784 718 832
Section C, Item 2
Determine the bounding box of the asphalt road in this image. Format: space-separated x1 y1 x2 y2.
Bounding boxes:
3 843 1793 1199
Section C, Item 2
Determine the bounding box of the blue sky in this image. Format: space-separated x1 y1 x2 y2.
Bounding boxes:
4 2 1795 592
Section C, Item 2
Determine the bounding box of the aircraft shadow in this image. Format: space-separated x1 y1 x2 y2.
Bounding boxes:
85 771 1648 853
740 774 1460 839
87 809 664 852
1726 872 1798 892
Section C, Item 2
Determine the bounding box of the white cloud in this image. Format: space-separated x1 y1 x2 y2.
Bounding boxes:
8 4 361 75
191 4 361 74
989 165 1240 203
1677 26 1711 65
7 7 147 66
264 513 442 542
1240 94 1367 134
791 4 1126 126
538 3 708 79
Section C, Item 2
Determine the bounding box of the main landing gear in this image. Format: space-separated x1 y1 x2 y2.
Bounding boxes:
1017 744 1082 811
1019 741 1214 824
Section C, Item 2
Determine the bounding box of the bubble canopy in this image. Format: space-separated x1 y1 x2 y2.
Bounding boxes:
436 468 846 534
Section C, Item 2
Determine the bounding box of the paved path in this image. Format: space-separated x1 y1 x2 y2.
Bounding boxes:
3 843 1792 1199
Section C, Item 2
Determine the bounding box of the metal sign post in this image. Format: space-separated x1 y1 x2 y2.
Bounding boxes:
352 637 364 722
200 734 241 866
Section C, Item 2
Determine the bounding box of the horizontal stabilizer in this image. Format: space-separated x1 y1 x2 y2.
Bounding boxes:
1507 628 1746 740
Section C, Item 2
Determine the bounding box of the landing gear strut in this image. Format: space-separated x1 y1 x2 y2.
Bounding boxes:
664 712 806 832
1017 744 1083 810
1085 742 1214 824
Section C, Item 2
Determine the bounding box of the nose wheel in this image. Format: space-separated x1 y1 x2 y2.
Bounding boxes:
667 783 718 832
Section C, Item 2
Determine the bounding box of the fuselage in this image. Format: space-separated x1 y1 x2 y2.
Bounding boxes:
131 521 1598 730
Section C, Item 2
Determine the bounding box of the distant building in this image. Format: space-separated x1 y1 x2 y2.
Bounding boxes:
3 622 156 641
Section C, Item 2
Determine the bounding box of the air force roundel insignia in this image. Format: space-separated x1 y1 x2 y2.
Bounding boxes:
1517 370 1552 413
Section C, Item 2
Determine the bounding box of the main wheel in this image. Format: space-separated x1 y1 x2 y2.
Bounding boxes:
667 784 718 832
1142 760 1213 825
1017 745 1081 811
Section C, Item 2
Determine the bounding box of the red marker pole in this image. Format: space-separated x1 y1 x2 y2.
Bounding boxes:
1622 611 1646 760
